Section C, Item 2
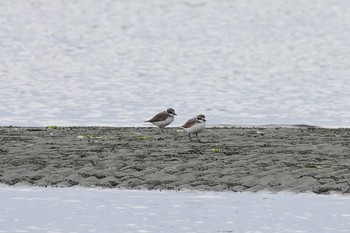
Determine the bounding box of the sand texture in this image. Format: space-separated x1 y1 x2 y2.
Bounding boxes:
0 126 349 194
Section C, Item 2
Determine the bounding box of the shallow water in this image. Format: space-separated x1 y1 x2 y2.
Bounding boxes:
1 1 350 127
0 187 350 233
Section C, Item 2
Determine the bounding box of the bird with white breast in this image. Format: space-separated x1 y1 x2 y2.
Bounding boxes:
181 114 206 142
145 108 177 132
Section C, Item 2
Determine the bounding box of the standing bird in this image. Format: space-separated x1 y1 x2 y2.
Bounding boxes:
145 108 177 132
181 114 206 142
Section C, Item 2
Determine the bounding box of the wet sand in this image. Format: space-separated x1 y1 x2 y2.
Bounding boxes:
0 126 349 194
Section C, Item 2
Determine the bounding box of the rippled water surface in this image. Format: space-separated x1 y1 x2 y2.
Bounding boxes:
1 1 350 127
1 187 350 233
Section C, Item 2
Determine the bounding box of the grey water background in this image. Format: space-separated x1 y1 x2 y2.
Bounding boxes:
1 0 350 127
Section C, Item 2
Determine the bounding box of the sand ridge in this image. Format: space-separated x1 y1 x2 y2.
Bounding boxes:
0 126 349 194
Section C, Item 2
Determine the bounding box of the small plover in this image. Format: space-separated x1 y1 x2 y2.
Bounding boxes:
181 114 206 142
145 108 177 132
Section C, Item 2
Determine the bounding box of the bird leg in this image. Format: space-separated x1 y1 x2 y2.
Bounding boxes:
195 134 201 142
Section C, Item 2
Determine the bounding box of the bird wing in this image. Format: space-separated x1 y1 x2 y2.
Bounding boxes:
146 111 169 122
181 117 197 128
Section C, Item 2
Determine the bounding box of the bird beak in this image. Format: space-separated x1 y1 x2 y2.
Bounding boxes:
203 119 206 122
